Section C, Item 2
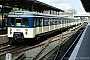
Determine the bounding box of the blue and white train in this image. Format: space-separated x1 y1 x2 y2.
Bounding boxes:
7 11 82 43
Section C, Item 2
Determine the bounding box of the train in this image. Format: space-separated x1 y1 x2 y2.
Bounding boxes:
7 11 83 44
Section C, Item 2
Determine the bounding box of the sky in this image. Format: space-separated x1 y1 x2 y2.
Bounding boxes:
37 0 86 13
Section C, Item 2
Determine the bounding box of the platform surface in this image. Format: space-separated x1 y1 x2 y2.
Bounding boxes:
69 24 90 60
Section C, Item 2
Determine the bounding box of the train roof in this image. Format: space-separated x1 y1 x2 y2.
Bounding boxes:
8 11 60 17
8 11 77 20
9 11 37 15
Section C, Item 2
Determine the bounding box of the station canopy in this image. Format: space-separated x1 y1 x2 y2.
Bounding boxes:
0 0 64 13
80 0 90 12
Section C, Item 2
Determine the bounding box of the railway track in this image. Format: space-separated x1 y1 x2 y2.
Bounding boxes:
0 43 46 56
0 24 85 60
52 23 87 60
0 43 9 49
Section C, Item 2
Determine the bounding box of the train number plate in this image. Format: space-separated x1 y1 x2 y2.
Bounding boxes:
16 29 20 31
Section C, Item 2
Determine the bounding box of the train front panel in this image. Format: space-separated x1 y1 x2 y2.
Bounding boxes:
7 17 36 39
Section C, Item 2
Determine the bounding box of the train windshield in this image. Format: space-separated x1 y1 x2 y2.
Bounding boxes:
16 18 22 26
9 17 29 27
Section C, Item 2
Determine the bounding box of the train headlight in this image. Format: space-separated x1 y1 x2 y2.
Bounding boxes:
25 29 28 35
25 32 28 35
10 31 12 34
10 28 12 34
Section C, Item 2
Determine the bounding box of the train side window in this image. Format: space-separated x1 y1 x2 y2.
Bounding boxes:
69 20 70 23
22 18 29 26
62 20 64 24
57 18 59 24
55 18 57 25
70 20 72 23
43 18 49 26
59 19 61 24
50 19 52 25
52 18 54 25
64 20 66 24
67 20 68 23
10 18 14 26
68 20 70 23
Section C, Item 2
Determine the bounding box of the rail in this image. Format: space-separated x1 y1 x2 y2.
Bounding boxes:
61 29 84 60
53 23 87 60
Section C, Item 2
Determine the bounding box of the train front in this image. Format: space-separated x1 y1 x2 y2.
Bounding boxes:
7 11 35 43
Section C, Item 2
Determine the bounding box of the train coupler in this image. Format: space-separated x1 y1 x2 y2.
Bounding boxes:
13 32 24 42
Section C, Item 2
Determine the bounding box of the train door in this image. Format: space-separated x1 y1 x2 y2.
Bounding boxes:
48 18 50 31
65 19 67 27
34 17 43 34
39 17 43 33
62 19 64 28
41 17 44 33
64 19 66 27
60 19 62 28
34 17 40 34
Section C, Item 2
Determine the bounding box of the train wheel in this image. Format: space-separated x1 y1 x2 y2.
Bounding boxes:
36 36 40 43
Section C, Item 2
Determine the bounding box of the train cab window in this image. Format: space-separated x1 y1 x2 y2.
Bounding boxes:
22 18 29 26
16 18 22 26
10 18 14 26
15 18 29 27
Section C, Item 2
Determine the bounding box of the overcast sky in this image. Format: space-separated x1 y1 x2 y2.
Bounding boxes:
37 0 86 13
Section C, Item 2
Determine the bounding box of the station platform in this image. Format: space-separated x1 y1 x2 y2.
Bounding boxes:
69 24 90 60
